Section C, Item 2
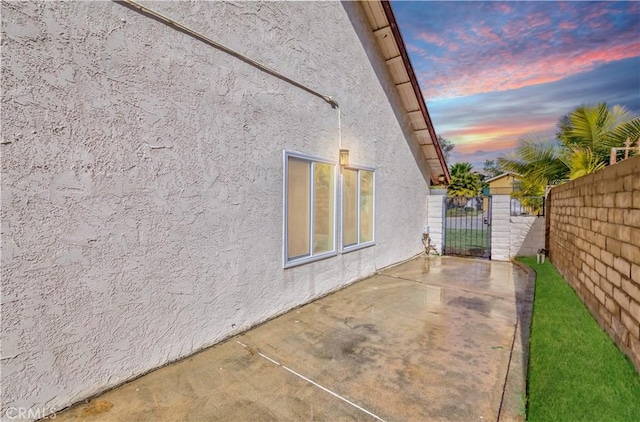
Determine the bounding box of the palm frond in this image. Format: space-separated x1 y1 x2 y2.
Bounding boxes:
562 147 606 180
603 117 640 150
450 162 474 177
498 133 568 186
558 103 609 151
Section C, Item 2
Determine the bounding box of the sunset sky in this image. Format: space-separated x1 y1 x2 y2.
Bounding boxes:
391 1 640 169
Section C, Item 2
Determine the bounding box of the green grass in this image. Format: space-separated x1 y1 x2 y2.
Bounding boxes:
519 257 640 422
446 208 483 217
444 228 488 252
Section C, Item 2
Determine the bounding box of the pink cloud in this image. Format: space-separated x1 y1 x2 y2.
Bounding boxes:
588 19 614 31
422 38 640 99
407 43 429 58
583 7 610 21
525 12 552 29
454 138 519 155
502 12 552 40
559 21 577 30
536 31 554 41
417 31 447 47
399 1 640 102
494 3 513 14
455 28 476 44
444 117 555 153
417 31 459 52
473 25 505 46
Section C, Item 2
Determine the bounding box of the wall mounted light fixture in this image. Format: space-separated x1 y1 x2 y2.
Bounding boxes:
339 149 350 167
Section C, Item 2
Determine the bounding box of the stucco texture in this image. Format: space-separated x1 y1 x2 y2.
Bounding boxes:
1 1 431 416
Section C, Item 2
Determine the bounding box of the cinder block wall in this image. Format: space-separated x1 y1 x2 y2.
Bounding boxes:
548 156 640 371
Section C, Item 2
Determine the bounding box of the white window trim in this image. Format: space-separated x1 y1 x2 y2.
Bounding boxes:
283 151 338 269
341 165 376 253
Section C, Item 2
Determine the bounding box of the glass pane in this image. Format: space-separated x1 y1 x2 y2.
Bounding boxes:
360 170 374 243
343 169 358 247
313 163 335 254
287 158 310 259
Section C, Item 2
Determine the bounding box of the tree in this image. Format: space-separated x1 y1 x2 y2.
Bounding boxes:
437 135 455 163
557 103 640 165
482 160 502 179
449 162 473 178
447 162 481 201
497 133 567 187
498 103 640 185
511 176 546 215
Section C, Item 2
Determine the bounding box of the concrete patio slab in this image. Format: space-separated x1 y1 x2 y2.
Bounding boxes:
54 256 532 422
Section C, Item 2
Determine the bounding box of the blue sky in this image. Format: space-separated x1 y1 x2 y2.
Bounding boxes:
391 1 640 169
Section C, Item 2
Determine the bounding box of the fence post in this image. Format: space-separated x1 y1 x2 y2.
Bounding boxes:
425 192 445 254
545 191 551 257
490 195 511 261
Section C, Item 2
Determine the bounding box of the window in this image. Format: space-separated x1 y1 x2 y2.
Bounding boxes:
342 167 375 251
284 152 337 267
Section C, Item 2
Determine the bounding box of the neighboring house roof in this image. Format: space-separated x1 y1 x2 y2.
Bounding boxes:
485 172 521 184
361 1 450 185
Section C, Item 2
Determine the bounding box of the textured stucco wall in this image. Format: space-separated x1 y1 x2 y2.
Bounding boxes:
1 1 432 417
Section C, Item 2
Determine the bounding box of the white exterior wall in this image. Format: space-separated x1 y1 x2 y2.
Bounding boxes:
425 191 445 254
509 216 545 257
490 195 511 261
1 1 432 416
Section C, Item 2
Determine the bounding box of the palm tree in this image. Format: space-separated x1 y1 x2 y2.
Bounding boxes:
497 133 567 186
449 162 474 178
447 162 481 202
557 103 640 165
499 103 640 184
511 175 546 215
563 147 606 180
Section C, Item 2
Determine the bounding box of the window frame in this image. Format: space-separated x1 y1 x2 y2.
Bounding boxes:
341 165 376 253
283 151 338 269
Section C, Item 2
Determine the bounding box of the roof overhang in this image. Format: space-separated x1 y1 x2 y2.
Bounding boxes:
360 0 450 185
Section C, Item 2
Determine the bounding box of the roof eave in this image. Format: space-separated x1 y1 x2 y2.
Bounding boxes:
360 0 450 185
379 1 450 185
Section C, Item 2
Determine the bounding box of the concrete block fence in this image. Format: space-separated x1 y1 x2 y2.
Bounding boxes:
547 156 640 371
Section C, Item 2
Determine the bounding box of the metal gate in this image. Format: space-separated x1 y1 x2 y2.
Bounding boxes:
443 196 491 258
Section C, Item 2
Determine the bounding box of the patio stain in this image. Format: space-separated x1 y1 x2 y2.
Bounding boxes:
80 400 113 417
447 295 489 312
54 256 531 422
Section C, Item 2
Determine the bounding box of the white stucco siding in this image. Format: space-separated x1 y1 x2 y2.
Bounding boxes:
1 1 430 416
